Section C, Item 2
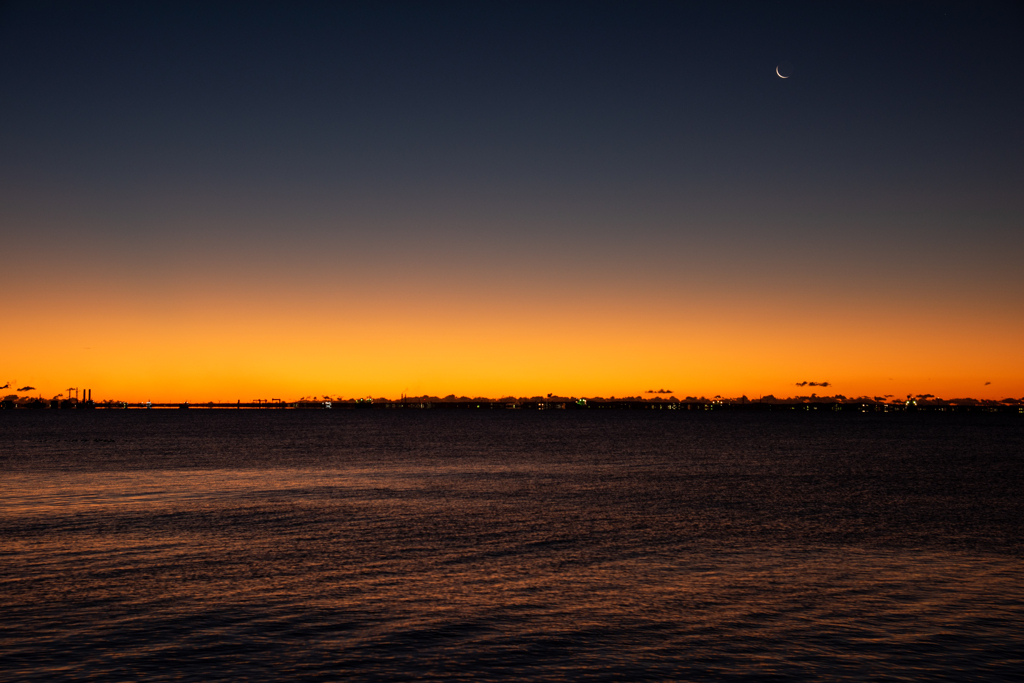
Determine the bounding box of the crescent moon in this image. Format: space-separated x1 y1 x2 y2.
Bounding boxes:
776 65 788 79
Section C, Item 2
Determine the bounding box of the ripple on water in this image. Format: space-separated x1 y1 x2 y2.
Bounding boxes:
1 410 1022 680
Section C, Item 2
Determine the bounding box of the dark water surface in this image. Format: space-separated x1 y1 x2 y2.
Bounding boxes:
2 410 1022 680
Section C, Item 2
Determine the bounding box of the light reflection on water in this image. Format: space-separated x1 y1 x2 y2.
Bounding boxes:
1 411 1022 680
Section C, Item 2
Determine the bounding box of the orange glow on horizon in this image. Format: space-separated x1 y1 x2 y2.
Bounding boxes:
7 273 1022 403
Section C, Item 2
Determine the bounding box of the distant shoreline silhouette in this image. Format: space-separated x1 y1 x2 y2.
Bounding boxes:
3 392 1021 412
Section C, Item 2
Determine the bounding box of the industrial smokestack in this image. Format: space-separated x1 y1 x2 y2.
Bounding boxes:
88 389 91 401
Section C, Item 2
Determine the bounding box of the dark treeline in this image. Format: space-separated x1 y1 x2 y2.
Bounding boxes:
4 395 1022 413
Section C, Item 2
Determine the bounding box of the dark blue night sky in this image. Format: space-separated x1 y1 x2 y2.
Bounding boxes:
2 1 1022 399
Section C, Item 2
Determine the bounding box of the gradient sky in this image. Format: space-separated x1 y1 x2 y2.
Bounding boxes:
2 1 1022 401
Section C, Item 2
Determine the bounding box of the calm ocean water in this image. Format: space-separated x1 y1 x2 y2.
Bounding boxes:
2 410 1022 681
